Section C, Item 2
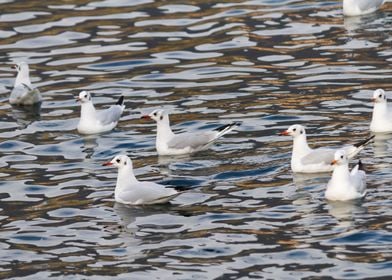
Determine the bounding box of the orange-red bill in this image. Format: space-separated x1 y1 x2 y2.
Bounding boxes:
279 130 289 136
141 115 151 120
102 161 113 166
330 159 338 165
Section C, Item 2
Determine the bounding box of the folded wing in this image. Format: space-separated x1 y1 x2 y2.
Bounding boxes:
97 105 124 126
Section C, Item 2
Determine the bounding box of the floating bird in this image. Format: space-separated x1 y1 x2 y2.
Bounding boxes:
9 62 42 105
370 89 392 133
343 0 386 16
325 150 366 201
141 109 241 156
279 124 374 173
76 91 125 134
102 155 180 205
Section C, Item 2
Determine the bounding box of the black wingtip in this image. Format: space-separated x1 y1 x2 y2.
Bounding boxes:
353 135 375 148
116 95 124 105
214 121 242 132
358 160 365 171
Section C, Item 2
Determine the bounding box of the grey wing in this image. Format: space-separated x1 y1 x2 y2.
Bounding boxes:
357 0 385 11
119 182 177 203
96 105 124 126
301 148 335 165
9 85 40 104
167 132 216 149
10 85 28 100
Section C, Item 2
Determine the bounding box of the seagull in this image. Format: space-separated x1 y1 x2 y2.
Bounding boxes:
279 124 374 173
370 89 392 133
343 0 387 16
102 155 180 205
76 91 125 134
9 62 42 105
325 150 366 201
141 109 241 156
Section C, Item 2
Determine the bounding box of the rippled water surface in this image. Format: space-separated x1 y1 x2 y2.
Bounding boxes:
0 0 392 278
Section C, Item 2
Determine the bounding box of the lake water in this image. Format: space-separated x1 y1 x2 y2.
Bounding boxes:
0 0 391 279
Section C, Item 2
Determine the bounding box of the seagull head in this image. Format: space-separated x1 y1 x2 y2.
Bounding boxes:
76 91 92 103
279 124 306 137
372 89 386 104
14 62 29 73
141 109 167 123
331 150 348 166
102 154 132 170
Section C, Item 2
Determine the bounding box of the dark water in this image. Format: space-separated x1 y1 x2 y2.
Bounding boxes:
0 0 391 278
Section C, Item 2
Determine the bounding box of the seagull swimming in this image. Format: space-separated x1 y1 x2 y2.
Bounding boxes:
325 150 366 201
343 0 387 16
279 124 374 173
9 62 42 105
76 91 125 134
102 155 180 205
370 89 392 133
141 109 241 156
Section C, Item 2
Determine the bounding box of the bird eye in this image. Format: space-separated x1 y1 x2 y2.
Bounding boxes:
340 155 343 159
293 128 296 132
153 112 157 116
300 130 303 134
116 159 120 163
379 94 382 98
84 95 88 98
160 116 163 120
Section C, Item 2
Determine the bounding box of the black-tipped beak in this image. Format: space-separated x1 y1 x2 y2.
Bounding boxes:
141 115 151 120
102 161 113 166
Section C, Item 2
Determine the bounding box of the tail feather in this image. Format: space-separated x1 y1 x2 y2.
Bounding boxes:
353 135 375 148
116 95 124 106
214 121 241 133
200 121 241 149
358 160 365 171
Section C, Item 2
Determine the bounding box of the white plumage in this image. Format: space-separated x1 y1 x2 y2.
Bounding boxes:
9 62 42 105
280 124 374 173
325 150 367 201
343 0 386 16
76 91 125 134
142 109 240 156
102 155 180 205
370 89 392 133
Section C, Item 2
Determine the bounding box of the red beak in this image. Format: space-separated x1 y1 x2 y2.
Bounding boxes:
331 159 338 166
141 115 151 120
102 161 113 166
279 130 289 136
371 98 376 102
76 97 81 102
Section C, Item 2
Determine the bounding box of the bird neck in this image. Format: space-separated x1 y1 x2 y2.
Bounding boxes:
15 69 31 87
156 115 175 141
331 164 350 184
80 102 96 120
292 134 311 157
116 166 138 192
372 102 388 121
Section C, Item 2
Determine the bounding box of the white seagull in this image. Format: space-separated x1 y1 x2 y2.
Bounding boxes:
325 150 366 201
370 89 392 133
141 109 241 156
76 91 125 134
343 0 387 16
102 155 180 205
9 62 42 105
279 124 374 173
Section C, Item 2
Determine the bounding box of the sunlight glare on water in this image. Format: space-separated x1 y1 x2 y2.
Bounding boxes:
0 0 391 278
